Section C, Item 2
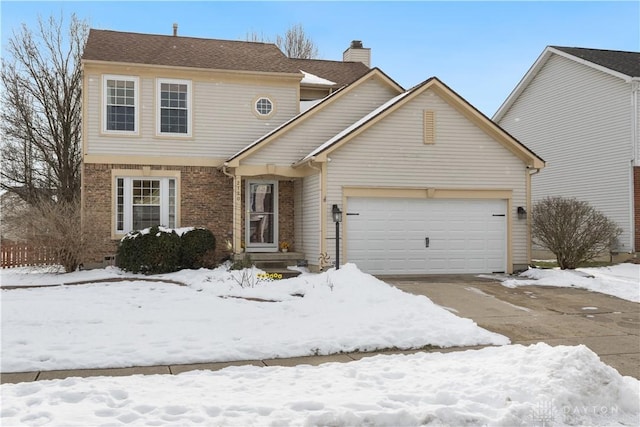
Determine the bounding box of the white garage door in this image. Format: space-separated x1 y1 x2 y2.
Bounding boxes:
346 197 507 275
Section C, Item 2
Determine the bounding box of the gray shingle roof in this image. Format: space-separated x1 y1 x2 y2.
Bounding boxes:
82 29 299 74
82 29 370 85
552 46 640 77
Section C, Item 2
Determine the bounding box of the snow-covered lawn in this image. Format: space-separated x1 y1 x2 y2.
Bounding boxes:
2 343 638 426
2 263 639 425
1 264 507 373
500 263 640 302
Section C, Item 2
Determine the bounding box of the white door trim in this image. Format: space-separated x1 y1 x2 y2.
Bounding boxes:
245 180 279 252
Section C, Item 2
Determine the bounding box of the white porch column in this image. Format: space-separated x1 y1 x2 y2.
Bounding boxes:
233 174 242 253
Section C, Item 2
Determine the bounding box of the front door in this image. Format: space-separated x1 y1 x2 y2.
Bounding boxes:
246 180 278 252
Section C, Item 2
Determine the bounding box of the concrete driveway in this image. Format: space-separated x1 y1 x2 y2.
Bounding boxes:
389 275 640 379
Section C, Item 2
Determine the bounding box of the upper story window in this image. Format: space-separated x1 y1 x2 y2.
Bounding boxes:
103 75 138 133
254 97 275 118
157 78 192 136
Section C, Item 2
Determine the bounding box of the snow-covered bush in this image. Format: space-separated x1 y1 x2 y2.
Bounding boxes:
116 226 218 273
116 226 182 274
181 228 216 269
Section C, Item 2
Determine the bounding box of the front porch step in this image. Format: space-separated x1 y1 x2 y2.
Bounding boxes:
233 252 305 278
235 252 304 262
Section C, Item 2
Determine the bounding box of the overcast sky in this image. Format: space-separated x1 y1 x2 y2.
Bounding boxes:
2 1 638 116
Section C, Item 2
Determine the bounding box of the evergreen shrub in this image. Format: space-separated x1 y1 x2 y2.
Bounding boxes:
181 228 216 269
116 226 182 274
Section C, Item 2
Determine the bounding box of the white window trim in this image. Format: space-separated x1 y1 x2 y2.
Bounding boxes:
156 78 192 137
112 170 181 238
102 74 139 135
252 95 276 119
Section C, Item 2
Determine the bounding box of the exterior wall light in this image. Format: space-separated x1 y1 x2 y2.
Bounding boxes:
517 206 527 220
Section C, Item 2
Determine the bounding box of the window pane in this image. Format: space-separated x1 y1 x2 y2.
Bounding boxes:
160 81 188 134
256 98 273 115
160 109 187 133
168 179 176 228
116 178 124 232
132 180 161 206
106 78 135 131
107 106 135 131
133 206 160 230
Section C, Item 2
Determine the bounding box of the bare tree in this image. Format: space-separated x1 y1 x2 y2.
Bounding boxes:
532 197 622 269
246 23 319 59
275 24 318 59
1 13 89 205
3 198 100 272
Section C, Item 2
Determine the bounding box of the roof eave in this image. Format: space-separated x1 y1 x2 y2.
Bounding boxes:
494 46 637 121
81 59 303 79
493 47 554 122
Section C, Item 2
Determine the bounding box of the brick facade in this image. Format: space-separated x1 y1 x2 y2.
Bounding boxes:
277 180 295 250
82 163 296 264
635 166 640 252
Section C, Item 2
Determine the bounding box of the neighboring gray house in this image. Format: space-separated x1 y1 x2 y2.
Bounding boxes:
494 46 640 256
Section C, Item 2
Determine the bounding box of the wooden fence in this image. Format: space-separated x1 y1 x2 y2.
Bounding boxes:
1 244 58 268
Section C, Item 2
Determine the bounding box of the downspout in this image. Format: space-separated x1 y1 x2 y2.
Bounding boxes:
526 166 542 265
629 81 639 253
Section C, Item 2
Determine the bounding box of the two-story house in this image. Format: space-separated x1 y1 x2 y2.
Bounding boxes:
81 28 543 275
494 46 640 258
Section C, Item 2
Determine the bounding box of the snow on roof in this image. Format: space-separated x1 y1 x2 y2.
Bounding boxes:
300 70 336 86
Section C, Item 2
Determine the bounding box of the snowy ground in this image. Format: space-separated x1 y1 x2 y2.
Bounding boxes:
1 263 507 373
499 263 640 303
2 343 638 426
2 263 639 425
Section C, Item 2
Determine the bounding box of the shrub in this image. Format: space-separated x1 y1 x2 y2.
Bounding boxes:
116 226 182 274
230 254 253 270
1 198 104 273
181 228 216 269
532 197 621 269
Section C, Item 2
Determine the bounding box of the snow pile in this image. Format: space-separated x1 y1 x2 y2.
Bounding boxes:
2 343 637 426
501 263 640 302
1 264 508 373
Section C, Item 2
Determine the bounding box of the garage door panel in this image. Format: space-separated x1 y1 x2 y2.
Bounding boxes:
346 197 506 275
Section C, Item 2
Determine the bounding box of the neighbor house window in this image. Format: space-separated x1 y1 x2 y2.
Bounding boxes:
255 97 274 116
115 177 177 233
103 75 138 133
157 79 191 136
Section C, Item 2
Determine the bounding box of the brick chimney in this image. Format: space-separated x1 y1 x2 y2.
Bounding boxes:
343 40 371 68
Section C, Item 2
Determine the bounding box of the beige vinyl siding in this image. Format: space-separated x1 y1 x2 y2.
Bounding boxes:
325 88 529 266
498 54 634 252
242 77 400 166
85 74 298 158
294 174 321 269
